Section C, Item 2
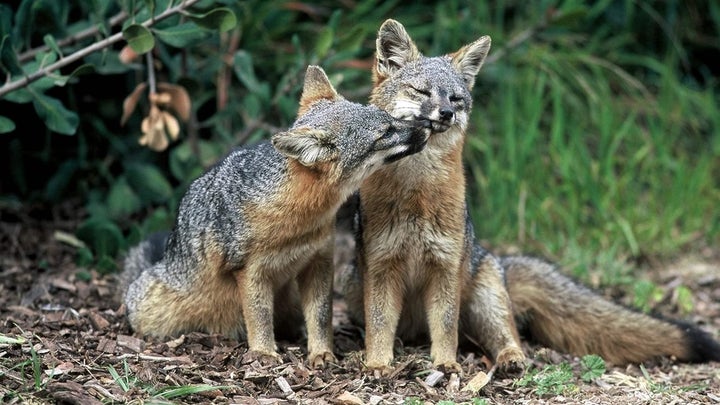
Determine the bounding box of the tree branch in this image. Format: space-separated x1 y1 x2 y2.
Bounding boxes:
0 0 202 99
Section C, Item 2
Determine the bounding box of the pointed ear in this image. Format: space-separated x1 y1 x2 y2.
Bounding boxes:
271 127 338 167
374 19 421 80
450 36 491 89
298 65 341 116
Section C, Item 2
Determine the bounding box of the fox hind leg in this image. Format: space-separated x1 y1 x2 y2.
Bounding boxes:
462 253 526 375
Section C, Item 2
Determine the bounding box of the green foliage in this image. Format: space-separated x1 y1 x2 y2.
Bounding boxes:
632 280 665 313
0 0 718 284
516 355 606 396
515 362 577 396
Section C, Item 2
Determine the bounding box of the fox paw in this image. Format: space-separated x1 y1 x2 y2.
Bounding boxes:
434 360 463 375
308 350 336 369
495 347 526 376
365 362 394 378
242 349 281 366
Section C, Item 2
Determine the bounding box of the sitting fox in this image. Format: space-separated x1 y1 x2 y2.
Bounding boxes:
120 65 430 367
341 19 720 375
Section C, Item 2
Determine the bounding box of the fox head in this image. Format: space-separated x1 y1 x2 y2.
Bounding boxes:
371 19 491 137
272 66 430 188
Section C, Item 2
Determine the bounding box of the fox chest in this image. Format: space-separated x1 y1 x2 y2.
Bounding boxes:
364 213 465 277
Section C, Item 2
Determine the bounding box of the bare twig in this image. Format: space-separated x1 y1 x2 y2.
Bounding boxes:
0 0 202 98
17 11 129 63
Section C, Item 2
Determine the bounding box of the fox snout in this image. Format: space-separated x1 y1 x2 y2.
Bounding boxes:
429 101 455 132
381 118 430 163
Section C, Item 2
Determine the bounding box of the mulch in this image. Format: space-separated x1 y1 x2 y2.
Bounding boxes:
1 202 719 404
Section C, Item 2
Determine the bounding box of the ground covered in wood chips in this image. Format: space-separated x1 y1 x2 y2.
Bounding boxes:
1 203 719 404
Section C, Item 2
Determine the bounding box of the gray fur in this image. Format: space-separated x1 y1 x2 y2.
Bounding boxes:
120 65 430 344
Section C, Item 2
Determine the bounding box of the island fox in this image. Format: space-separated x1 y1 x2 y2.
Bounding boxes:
341 19 720 375
120 65 430 368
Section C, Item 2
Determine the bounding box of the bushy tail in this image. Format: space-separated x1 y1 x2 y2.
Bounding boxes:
501 256 720 365
116 231 169 303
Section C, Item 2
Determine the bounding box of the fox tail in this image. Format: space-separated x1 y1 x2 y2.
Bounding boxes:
501 255 720 364
117 231 169 302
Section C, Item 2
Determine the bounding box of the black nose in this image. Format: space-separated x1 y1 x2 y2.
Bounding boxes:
439 108 454 121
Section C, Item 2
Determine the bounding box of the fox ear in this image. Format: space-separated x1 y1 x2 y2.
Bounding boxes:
450 36 491 89
271 127 338 167
298 66 341 116
375 19 421 79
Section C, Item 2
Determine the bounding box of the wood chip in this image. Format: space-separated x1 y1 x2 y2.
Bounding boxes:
116 334 145 353
45 361 75 376
336 391 364 405
88 312 110 330
447 372 460 394
97 338 116 354
462 366 495 393
50 278 76 292
424 369 445 387
275 376 295 399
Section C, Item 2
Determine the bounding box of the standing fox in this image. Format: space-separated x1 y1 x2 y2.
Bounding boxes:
120 65 430 367
342 19 720 375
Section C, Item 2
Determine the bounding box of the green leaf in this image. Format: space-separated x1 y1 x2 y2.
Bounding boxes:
141 207 173 234
675 285 694 315
154 22 211 48
76 217 125 258
32 93 79 135
169 139 222 182
54 64 95 87
144 0 156 18
125 162 173 204
580 354 606 382
0 33 22 76
122 23 155 54
233 50 270 100
107 177 142 219
75 247 94 268
233 50 260 92
186 7 237 32
43 34 63 58
0 115 15 133
45 160 79 201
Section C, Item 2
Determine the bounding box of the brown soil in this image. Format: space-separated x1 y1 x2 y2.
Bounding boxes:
1 202 719 404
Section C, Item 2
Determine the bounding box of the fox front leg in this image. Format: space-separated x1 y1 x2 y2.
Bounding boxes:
424 259 463 374
363 257 405 376
236 269 281 364
297 245 336 368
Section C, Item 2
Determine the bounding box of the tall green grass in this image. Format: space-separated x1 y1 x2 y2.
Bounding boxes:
463 12 719 283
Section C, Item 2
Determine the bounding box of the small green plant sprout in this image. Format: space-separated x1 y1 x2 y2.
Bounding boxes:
107 359 137 392
580 355 606 382
673 285 695 315
633 280 665 313
515 362 577 396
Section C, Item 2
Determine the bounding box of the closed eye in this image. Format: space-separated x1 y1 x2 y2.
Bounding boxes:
449 94 463 102
410 86 431 97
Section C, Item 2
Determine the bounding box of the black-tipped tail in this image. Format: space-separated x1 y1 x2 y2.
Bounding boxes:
674 320 720 363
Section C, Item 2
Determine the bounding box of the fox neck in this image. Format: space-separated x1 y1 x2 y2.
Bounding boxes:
280 160 344 225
